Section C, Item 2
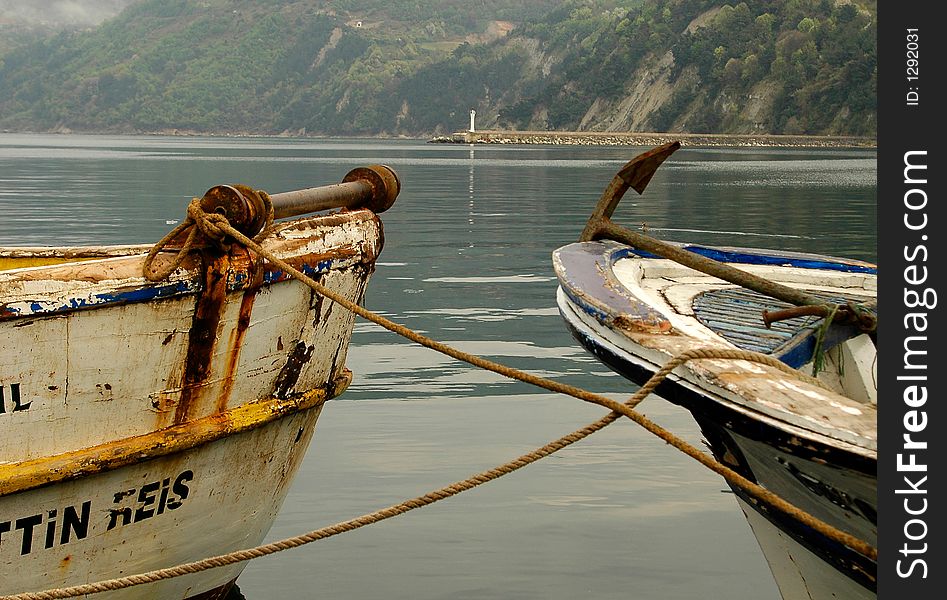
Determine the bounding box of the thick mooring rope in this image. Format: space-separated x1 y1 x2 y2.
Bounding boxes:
2 204 876 599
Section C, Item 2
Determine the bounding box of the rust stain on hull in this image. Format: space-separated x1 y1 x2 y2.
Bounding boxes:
163 238 364 424
217 253 263 413
272 341 315 400
175 251 231 425
215 288 255 412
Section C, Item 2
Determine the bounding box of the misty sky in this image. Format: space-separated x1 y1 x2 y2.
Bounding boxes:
0 0 137 27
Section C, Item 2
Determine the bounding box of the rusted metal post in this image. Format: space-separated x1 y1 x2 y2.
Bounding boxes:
271 164 401 219
200 164 400 237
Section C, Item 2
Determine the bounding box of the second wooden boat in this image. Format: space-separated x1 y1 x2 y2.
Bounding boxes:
553 143 877 600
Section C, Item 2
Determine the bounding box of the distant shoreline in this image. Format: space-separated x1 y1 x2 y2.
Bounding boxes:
430 130 877 149
1 128 877 149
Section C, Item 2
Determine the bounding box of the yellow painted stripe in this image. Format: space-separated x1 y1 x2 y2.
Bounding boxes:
0 256 100 271
0 371 351 496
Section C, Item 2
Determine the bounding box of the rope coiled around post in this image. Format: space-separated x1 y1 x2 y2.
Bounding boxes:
141 195 275 282
0 203 876 600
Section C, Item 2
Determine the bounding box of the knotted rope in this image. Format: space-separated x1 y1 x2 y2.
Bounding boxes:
0 203 877 600
141 194 275 282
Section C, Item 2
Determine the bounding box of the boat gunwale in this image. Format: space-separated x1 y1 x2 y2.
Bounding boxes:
553 240 876 329
554 241 878 354
0 371 351 498
0 244 155 258
0 245 155 272
621 243 876 274
0 209 383 322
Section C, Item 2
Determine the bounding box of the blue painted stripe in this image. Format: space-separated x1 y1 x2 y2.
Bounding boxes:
262 260 335 284
3 258 339 320
626 246 877 274
13 279 200 318
560 285 613 324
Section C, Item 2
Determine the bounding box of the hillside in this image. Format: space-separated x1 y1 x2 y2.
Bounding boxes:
0 0 876 137
409 0 876 136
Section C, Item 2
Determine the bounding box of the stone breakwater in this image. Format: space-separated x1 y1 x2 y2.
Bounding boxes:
430 130 876 149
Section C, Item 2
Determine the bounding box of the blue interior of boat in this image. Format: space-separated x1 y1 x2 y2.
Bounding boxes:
624 245 877 274
693 288 868 369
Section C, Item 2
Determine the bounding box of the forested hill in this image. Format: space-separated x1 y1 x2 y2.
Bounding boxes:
0 0 876 137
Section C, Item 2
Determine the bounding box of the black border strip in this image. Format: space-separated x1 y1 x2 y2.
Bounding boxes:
879 5 944 598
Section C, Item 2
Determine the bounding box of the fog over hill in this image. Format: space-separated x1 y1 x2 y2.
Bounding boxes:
0 0 138 27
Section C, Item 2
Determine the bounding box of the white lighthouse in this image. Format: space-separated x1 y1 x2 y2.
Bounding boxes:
469 109 476 133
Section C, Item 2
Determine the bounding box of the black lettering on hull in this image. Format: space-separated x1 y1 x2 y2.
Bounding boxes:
1 470 191 556
0 383 30 414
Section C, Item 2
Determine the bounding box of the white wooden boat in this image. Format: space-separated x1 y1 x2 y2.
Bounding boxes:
0 166 399 599
553 143 877 600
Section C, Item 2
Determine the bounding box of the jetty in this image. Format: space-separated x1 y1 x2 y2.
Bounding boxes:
430 130 876 148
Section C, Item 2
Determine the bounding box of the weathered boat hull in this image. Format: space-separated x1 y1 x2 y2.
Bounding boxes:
0 399 324 598
736 497 875 600
698 417 876 598
1 209 384 597
554 240 877 599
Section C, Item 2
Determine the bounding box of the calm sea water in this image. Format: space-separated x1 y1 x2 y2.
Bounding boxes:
0 134 876 599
